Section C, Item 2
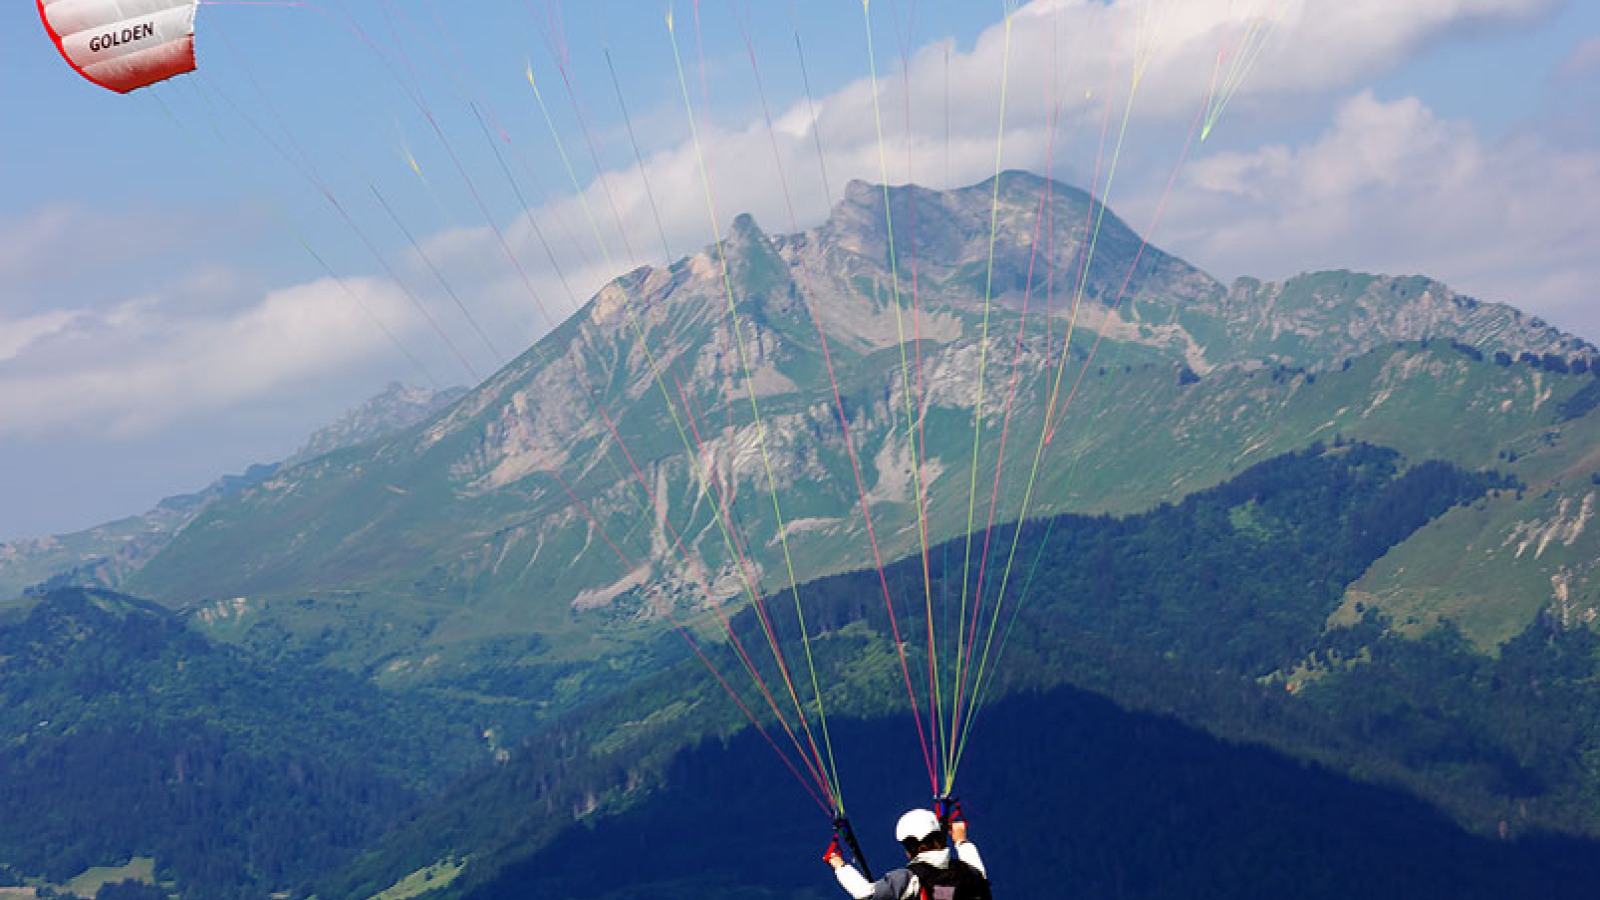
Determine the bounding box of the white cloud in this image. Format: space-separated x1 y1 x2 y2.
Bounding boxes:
0 203 269 317
1162 91 1600 340
0 310 78 363
484 0 1562 307
0 277 422 437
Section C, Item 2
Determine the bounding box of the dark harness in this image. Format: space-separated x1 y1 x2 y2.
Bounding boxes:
906 859 992 900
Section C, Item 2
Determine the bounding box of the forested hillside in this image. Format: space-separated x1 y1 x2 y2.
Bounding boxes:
0 589 486 898
328 442 1600 900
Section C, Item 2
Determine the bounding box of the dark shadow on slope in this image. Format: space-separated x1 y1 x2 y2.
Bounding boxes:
463 683 1600 900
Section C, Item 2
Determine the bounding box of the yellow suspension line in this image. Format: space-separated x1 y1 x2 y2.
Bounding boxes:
666 7 845 811
949 5 1016 789
948 15 1156 786
529 59 832 803
862 0 945 788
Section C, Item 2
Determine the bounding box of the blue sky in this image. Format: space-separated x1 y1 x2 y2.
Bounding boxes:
2 0 1597 541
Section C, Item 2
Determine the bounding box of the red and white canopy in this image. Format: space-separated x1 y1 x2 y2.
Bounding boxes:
38 0 199 94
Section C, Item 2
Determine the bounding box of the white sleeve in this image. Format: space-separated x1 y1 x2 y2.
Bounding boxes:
835 864 876 900
955 840 987 877
836 865 915 900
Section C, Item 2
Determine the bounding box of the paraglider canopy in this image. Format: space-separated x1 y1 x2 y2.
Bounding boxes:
38 0 198 94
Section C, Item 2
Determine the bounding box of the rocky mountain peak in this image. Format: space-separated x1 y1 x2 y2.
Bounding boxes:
842 178 879 207
721 212 784 278
287 382 467 466
820 180 891 256
727 211 765 243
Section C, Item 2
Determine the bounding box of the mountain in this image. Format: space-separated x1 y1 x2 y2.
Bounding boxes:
285 382 469 467
0 382 465 602
122 172 1595 690
10 172 1600 897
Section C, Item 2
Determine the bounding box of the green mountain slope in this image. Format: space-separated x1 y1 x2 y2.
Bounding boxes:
0 383 464 603
0 465 277 603
1333 353 1600 649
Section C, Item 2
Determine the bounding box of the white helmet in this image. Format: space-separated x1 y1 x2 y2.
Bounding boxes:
895 808 941 843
